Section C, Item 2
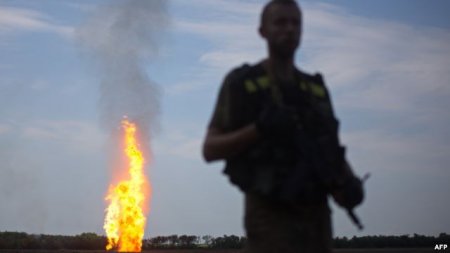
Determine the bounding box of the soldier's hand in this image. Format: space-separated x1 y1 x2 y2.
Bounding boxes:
331 175 364 209
256 105 297 139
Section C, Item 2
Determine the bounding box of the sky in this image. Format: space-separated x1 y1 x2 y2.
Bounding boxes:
1 0 450 239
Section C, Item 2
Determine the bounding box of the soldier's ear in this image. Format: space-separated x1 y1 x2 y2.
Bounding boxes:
259 25 266 39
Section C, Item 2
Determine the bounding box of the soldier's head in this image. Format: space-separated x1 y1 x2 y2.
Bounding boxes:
259 0 302 58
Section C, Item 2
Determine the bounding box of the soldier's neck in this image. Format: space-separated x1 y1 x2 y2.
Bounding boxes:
263 56 296 83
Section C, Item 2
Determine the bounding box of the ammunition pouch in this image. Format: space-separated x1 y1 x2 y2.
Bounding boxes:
224 137 328 205
224 140 294 194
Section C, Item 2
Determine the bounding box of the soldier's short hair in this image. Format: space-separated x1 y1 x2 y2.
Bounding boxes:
260 0 301 28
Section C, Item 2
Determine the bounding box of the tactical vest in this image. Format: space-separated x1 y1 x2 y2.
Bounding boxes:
223 63 338 203
222 63 335 132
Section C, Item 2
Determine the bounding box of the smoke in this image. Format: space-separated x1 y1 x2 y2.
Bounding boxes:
76 0 169 134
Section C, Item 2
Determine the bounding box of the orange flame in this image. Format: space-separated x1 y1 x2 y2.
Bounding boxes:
104 119 150 252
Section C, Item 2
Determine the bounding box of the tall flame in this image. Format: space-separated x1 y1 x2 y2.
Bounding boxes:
104 119 150 252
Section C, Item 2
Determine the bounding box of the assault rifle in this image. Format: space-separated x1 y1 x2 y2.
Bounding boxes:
274 102 368 230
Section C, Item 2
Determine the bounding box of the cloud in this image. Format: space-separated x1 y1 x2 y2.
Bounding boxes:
175 18 264 68
174 1 450 116
20 120 105 153
0 119 108 235
298 4 450 179
0 5 73 37
169 1 264 93
301 3 450 112
153 126 203 160
342 128 450 172
63 2 96 13
0 124 10 134
175 0 259 19
166 80 206 95
169 1 450 207
154 1 257 94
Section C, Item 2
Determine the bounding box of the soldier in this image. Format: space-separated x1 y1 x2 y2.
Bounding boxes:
203 0 363 252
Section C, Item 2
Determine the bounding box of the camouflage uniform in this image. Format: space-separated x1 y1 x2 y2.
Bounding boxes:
245 193 332 253
208 62 335 253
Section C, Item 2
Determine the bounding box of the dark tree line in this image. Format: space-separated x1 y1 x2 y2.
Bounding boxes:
0 231 448 250
0 232 105 250
334 233 450 248
143 234 246 249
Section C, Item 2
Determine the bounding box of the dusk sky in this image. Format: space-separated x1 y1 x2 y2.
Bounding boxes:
1 0 449 239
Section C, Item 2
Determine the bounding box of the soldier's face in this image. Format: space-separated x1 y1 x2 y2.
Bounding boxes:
260 3 302 57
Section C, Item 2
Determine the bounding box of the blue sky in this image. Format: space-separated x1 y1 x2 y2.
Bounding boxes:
1 0 449 239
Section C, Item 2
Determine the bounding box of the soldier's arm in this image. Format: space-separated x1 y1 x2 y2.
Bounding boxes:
203 64 268 162
202 124 260 162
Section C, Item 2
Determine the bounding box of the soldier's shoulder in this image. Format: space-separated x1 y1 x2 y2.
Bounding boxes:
298 69 325 85
298 69 332 99
224 63 262 87
226 63 262 79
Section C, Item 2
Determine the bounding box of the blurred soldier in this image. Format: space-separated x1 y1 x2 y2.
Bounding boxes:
203 0 363 252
